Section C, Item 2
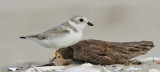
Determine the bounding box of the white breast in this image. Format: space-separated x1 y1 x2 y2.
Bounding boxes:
36 29 83 49
51 30 83 49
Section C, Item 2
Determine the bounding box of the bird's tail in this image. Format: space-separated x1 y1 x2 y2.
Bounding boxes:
20 35 38 40
20 36 27 39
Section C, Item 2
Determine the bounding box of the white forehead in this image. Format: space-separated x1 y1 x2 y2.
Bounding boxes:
74 17 88 22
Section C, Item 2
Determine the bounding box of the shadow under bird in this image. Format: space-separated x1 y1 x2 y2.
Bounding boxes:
20 15 94 65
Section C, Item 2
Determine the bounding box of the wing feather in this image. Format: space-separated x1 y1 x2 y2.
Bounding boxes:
36 22 70 40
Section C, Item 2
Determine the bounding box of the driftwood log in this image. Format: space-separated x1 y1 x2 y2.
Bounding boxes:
61 39 154 65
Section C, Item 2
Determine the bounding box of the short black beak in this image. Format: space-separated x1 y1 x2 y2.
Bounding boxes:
87 22 94 26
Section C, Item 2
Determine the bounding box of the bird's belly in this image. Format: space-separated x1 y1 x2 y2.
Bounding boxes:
37 32 82 49
51 32 82 48
36 39 56 48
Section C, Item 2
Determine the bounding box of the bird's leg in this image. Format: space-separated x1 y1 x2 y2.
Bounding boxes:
57 49 66 63
55 50 60 65
57 49 70 65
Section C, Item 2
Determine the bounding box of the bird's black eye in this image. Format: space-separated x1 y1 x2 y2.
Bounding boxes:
79 18 83 22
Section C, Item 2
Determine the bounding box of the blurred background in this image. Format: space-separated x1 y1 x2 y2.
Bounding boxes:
0 0 160 66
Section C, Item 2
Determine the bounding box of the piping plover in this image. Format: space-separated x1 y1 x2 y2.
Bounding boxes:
20 15 94 65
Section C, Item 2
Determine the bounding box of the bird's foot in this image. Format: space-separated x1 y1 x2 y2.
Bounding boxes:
63 61 71 65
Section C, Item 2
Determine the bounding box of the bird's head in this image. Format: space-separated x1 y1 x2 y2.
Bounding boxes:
68 15 94 30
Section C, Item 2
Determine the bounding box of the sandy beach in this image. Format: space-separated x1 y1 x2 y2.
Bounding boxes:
0 57 160 72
